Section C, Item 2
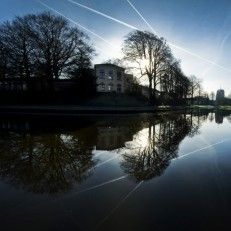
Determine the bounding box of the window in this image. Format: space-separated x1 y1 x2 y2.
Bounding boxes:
99 82 105 91
117 84 122 93
99 69 105 79
117 71 122 80
23 83 27 91
108 83 113 91
108 70 113 80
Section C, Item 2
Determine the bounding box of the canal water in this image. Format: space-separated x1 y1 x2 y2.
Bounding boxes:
0 110 231 231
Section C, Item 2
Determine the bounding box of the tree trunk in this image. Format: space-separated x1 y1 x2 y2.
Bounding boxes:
148 77 153 103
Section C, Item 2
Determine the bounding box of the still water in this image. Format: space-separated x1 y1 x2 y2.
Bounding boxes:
0 110 231 231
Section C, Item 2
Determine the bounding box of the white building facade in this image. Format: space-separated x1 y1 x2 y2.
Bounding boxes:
95 64 128 93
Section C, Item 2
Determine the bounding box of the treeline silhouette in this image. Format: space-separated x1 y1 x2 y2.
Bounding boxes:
0 11 211 105
0 12 96 104
122 31 207 105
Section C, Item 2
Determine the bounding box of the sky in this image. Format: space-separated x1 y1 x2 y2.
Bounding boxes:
1 0 231 95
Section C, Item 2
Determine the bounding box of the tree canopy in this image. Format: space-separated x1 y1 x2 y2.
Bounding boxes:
123 30 203 104
0 12 94 80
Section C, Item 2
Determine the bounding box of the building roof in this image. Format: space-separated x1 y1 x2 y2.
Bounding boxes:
94 63 125 70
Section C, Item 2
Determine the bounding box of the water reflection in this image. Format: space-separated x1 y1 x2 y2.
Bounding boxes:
0 130 96 194
121 114 199 181
0 110 230 194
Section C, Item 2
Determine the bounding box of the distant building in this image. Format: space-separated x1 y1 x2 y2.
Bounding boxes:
95 63 131 93
0 78 27 91
216 89 225 101
0 63 150 99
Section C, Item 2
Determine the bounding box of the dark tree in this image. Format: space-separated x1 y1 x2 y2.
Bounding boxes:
0 16 34 79
123 30 172 102
121 113 200 182
0 39 9 79
160 58 190 104
29 12 94 80
188 75 201 104
0 12 94 81
0 131 96 194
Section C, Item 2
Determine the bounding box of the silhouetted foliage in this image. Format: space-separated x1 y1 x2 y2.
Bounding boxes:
67 68 97 99
0 12 96 103
0 12 94 80
123 30 193 104
121 113 201 182
123 31 171 102
0 130 96 194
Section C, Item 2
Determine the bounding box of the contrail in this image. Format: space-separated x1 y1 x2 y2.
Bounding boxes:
37 0 116 48
38 0 231 73
94 155 119 168
67 0 138 30
126 0 157 34
95 137 230 228
87 155 119 173
175 138 231 160
126 0 231 73
72 175 128 195
96 181 143 229
168 43 231 73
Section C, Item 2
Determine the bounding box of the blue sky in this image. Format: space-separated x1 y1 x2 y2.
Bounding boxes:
1 0 231 94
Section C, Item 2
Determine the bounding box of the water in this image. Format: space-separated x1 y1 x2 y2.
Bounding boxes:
0 110 231 231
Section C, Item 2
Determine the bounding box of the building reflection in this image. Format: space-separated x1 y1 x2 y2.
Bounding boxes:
0 110 230 194
96 127 133 150
215 111 224 124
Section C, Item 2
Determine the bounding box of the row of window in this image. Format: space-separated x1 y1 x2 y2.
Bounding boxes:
98 69 122 80
0 82 27 91
99 83 122 92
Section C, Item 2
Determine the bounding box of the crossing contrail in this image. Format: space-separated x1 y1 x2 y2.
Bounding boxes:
72 175 128 195
175 138 231 160
38 0 231 73
126 0 157 34
96 181 143 229
37 0 117 49
67 0 138 30
126 0 231 73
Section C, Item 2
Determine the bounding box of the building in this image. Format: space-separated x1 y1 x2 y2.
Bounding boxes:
216 89 225 101
95 63 130 93
0 78 27 91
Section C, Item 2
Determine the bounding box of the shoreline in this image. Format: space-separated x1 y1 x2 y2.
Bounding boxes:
0 105 224 116
0 105 184 115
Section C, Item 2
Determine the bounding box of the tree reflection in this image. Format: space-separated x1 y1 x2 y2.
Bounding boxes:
121 113 201 182
0 130 96 194
0 111 229 193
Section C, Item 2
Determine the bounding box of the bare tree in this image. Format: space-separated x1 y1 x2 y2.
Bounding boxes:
188 75 201 104
29 12 94 80
0 12 94 83
123 30 172 101
210 91 215 101
0 16 34 79
161 58 190 104
0 39 9 78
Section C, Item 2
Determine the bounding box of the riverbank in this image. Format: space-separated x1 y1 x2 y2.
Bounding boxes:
0 105 188 115
0 104 230 116
191 105 231 111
